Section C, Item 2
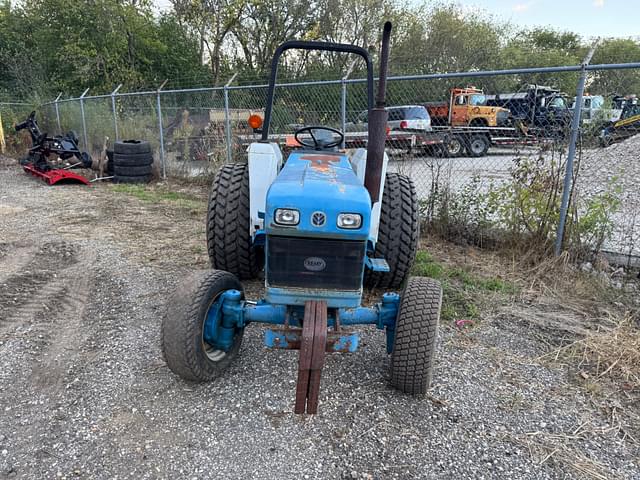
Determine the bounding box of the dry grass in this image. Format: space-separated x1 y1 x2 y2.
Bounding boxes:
559 318 640 388
508 421 625 480
535 314 640 445
424 233 640 447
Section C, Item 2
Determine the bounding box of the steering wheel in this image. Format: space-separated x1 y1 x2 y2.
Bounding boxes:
294 126 344 150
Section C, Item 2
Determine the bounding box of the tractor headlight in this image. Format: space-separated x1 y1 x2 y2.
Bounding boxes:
337 213 362 229
274 208 300 226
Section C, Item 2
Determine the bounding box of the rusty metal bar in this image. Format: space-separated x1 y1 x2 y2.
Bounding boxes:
364 21 392 205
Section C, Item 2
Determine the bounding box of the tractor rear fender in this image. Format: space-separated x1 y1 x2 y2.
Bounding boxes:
248 142 283 237
348 147 388 245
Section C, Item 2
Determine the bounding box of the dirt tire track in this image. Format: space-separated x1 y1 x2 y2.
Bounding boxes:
27 248 96 389
0 241 77 328
0 243 37 284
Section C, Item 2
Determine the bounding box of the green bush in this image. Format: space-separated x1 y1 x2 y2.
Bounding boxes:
422 152 621 258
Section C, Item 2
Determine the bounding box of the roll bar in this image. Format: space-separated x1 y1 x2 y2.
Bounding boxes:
260 41 375 141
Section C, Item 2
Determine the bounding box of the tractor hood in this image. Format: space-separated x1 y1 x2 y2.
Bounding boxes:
265 151 371 240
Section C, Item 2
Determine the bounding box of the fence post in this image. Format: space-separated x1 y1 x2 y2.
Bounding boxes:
554 44 598 256
341 61 357 149
111 84 122 140
53 93 62 133
224 73 238 164
156 80 168 179
79 88 90 149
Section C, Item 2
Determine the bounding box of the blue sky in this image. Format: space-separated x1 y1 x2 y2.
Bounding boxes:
458 0 635 39
154 0 635 39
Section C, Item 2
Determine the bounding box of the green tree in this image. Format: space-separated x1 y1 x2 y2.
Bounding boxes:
171 0 247 86
589 38 640 96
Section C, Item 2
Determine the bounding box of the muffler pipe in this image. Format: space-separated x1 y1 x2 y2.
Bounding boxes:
364 21 392 205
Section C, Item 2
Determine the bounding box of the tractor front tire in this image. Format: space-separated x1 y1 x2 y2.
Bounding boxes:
390 276 442 395
207 163 262 279
161 270 244 382
364 173 419 290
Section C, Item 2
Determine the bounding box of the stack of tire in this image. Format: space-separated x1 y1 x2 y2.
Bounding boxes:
113 140 154 183
105 150 114 176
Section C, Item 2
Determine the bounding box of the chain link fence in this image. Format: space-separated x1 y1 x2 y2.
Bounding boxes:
3 58 640 264
0 101 35 155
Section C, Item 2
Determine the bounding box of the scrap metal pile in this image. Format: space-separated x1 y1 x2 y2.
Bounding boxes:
15 111 92 185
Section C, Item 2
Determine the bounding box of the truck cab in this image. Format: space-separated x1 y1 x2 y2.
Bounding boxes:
426 87 511 128
486 84 571 134
600 96 640 146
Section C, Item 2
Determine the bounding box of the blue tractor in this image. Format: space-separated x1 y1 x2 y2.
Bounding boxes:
161 22 442 414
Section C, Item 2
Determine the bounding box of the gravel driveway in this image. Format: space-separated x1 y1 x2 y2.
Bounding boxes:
0 159 638 479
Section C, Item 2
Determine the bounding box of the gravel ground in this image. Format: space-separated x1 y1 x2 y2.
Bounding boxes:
0 158 639 479
580 135 640 259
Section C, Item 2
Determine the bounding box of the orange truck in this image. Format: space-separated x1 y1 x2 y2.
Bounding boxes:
425 87 511 128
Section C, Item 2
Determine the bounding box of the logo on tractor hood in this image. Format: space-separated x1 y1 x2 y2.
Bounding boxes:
303 257 326 271
311 211 326 227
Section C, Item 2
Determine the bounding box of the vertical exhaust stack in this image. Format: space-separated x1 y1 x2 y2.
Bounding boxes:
364 21 392 204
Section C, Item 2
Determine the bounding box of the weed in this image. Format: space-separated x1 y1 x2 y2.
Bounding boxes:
412 250 517 322
111 184 205 210
421 153 622 261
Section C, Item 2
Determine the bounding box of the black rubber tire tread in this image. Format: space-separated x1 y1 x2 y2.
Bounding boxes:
161 270 244 382
390 276 442 395
113 174 152 184
114 164 153 176
445 136 465 157
106 150 114 175
364 173 420 290
114 139 151 155
207 163 262 279
465 134 490 158
113 152 154 167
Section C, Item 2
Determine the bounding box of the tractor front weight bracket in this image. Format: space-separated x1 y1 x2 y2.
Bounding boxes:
216 289 400 413
219 290 400 352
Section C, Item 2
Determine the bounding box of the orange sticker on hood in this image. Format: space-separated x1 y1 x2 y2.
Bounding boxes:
300 154 341 172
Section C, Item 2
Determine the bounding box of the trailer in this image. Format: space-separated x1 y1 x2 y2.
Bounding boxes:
430 123 544 157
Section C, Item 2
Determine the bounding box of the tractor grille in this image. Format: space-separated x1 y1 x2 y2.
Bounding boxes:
267 236 365 291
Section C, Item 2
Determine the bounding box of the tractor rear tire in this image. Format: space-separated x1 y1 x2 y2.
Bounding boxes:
390 276 442 395
207 163 262 279
114 139 151 155
161 270 244 382
364 173 419 290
